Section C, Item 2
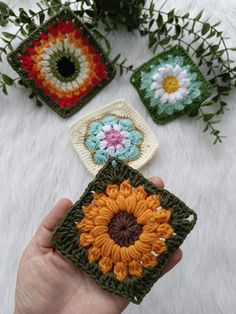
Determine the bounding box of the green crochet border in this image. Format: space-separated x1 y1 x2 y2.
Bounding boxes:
130 45 213 125
51 157 197 304
7 7 116 118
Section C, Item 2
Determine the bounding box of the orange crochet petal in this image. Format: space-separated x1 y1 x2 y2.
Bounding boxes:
84 207 99 220
136 210 155 225
99 256 113 273
139 232 157 244
105 198 119 213
142 253 157 268
93 192 107 206
124 194 137 214
82 204 94 215
133 185 148 201
94 233 110 248
100 238 115 257
106 184 119 199
91 225 108 237
134 240 152 253
156 223 173 238
111 244 122 262
98 206 114 220
119 180 132 197
76 219 94 232
114 261 128 281
146 195 160 210
115 194 126 211
94 215 110 226
129 260 143 277
152 239 167 254
128 245 143 260
143 222 158 233
133 199 147 218
79 233 94 247
88 246 101 262
155 209 171 223
120 247 132 263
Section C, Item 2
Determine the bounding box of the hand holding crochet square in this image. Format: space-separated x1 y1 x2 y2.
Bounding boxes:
51 158 197 303
131 45 212 124
7 8 116 118
69 99 158 176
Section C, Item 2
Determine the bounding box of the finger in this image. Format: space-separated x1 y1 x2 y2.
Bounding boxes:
162 249 183 275
34 198 73 249
149 176 165 189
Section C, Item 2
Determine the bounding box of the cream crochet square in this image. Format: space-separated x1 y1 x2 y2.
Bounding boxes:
69 99 158 176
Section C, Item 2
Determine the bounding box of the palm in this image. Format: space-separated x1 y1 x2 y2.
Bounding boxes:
14 178 182 314
16 241 127 314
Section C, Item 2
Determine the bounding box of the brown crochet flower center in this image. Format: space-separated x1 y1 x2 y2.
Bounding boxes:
108 212 143 247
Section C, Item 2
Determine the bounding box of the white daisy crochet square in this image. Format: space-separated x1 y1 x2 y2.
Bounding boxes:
131 45 212 124
69 100 158 176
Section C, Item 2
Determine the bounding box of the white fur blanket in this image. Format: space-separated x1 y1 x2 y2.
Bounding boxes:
1 0 236 313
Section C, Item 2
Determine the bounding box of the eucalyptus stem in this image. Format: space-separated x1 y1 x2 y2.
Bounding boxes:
0 0 79 60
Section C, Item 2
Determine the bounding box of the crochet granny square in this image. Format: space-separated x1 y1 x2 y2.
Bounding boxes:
51 158 197 303
7 7 116 118
69 99 158 176
130 45 212 124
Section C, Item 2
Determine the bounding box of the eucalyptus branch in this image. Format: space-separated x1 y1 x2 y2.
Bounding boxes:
0 0 235 144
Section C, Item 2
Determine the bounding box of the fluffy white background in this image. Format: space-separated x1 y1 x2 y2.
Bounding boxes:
1 0 236 313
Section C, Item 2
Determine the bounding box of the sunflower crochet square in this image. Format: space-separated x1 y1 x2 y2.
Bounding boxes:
51 158 197 303
7 7 116 118
130 45 212 124
69 99 158 176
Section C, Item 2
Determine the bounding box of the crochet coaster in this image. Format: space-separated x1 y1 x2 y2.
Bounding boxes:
7 7 116 118
51 158 197 304
130 45 212 124
69 99 158 176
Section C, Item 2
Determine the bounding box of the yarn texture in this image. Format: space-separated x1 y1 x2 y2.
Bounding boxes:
69 99 158 176
130 45 212 124
7 7 116 118
51 157 197 303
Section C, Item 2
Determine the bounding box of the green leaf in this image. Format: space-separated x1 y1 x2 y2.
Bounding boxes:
0 1 9 26
2 31 15 39
203 124 209 132
167 9 175 23
0 1 8 13
173 24 181 39
229 47 236 51
149 0 155 16
2 84 8 95
157 13 163 28
36 99 43 107
39 11 45 24
2 74 14 85
112 53 121 63
160 36 171 45
201 23 211 35
182 13 190 19
194 10 204 21
203 114 214 121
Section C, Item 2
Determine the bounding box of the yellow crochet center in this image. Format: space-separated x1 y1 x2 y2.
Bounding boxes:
77 180 173 281
162 76 180 93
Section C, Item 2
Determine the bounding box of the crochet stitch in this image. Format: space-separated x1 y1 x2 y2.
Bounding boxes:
69 99 158 176
7 7 116 118
131 45 212 124
51 157 197 303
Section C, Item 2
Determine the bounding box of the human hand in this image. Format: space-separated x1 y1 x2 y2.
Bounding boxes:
14 177 182 314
